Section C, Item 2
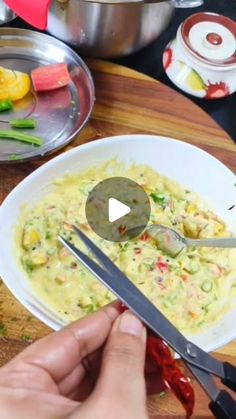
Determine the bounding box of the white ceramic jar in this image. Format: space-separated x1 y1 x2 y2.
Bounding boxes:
163 12 236 99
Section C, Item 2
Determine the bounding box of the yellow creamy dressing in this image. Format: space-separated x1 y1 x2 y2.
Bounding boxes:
17 162 236 334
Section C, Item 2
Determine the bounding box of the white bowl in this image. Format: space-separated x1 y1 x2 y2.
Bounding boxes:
0 134 236 352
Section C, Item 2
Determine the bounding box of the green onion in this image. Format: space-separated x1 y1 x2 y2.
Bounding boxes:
0 130 43 146
201 280 213 293
0 99 13 112
10 119 37 129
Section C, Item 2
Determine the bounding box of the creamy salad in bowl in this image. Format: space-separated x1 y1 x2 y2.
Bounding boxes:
1 134 236 353
17 161 236 334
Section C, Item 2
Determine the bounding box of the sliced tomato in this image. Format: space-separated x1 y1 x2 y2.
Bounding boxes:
31 63 71 92
0 67 31 101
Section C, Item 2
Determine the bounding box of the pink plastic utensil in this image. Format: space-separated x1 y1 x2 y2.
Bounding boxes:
4 0 52 30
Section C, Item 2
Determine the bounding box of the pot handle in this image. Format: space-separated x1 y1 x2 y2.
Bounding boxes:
4 0 52 30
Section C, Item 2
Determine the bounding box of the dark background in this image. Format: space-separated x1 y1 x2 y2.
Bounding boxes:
115 0 236 143
7 0 236 143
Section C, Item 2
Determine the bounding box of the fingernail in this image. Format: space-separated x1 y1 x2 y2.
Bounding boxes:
119 312 143 337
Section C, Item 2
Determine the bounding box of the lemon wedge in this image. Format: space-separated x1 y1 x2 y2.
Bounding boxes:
0 66 31 101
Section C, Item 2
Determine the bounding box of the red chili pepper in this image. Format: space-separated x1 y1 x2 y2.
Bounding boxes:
146 335 194 419
140 232 149 241
118 225 126 235
117 302 194 418
156 261 169 273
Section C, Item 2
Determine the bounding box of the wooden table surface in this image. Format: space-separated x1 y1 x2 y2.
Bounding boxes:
0 59 236 418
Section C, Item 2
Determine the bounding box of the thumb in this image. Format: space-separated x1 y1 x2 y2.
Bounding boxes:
93 311 148 416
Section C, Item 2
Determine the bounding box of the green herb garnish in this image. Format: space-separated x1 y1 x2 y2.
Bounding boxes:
150 192 167 207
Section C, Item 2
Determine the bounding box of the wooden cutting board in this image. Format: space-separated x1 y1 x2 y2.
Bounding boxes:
0 59 236 418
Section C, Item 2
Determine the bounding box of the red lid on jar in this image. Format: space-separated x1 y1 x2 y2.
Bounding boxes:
180 12 236 67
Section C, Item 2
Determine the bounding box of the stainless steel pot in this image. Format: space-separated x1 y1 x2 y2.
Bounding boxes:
0 0 15 24
48 0 174 57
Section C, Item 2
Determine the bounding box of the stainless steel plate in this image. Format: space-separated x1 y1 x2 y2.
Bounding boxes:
0 28 95 163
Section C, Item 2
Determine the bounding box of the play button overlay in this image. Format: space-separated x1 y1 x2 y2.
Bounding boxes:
85 177 150 242
108 198 131 222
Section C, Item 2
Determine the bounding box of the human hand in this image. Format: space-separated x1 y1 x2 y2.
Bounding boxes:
0 305 150 419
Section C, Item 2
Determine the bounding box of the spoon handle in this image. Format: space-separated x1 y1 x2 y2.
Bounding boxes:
186 237 236 248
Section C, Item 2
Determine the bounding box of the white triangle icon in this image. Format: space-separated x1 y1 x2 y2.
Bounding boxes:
108 197 131 223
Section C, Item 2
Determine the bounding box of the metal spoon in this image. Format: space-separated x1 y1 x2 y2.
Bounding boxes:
146 224 236 257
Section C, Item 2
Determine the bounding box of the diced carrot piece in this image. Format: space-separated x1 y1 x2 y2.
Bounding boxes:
31 63 71 92
181 273 190 282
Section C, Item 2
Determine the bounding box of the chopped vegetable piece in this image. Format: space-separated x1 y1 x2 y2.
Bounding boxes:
150 192 167 206
84 303 98 314
0 99 13 112
201 280 213 293
140 232 149 241
10 119 37 129
24 259 35 273
118 225 126 235
0 67 31 101
156 261 169 273
0 130 43 146
31 63 71 92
